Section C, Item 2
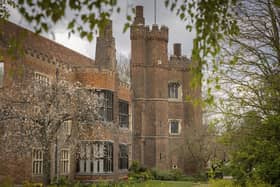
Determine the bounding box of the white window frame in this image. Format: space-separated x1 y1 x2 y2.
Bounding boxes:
168 81 182 101
0 62 4 88
168 119 182 135
32 148 43 175
60 149 70 175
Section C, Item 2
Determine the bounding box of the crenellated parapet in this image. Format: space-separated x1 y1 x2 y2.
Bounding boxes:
130 25 147 40
131 6 168 42
146 25 168 42
131 24 168 42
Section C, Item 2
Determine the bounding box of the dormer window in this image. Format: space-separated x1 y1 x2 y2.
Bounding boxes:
168 82 182 100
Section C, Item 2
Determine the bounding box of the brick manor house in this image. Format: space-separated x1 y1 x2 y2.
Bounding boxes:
0 6 201 184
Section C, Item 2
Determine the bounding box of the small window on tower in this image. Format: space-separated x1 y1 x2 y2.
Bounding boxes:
168 119 181 135
168 82 182 100
0 62 4 88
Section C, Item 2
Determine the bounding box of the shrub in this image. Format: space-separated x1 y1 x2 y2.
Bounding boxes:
150 168 184 181
128 160 153 181
209 179 273 187
209 179 240 187
23 182 43 187
0 177 13 187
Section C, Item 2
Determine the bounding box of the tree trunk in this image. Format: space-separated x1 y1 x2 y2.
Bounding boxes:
43 147 51 186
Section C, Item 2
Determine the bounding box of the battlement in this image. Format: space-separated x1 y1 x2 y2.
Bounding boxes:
146 24 168 41
131 5 168 42
131 24 168 41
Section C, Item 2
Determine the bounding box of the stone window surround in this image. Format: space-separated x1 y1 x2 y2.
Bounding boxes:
168 119 182 135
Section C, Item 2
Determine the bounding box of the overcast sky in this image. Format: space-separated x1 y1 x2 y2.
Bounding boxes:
9 0 195 60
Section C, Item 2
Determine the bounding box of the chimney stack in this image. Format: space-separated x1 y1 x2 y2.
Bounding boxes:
173 43 181 56
100 20 113 38
134 6 145 25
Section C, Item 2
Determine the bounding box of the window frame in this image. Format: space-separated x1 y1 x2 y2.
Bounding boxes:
77 141 114 174
60 149 70 175
119 100 129 129
118 144 129 170
96 90 114 122
32 148 43 176
63 120 72 136
34 72 50 87
168 119 182 135
168 81 182 101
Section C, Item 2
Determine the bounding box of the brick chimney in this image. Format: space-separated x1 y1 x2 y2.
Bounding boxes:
173 43 181 56
99 20 113 38
133 6 145 25
95 19 116 70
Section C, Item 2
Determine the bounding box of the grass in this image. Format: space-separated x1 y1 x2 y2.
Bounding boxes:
111 180 202 187
47 180 203 187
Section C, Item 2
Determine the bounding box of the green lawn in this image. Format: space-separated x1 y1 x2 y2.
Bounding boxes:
116 180 205 187
46 180 208 187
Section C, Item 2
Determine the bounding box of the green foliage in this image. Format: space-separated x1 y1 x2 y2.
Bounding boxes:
0 177 13 187
209 179 273 187
226 114 280 186
128 161 153 181
150 168 184 181
7 0 120 40
209 179 240 187
23 181 43 187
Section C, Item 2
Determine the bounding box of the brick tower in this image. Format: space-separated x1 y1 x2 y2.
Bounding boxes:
130 6 202 172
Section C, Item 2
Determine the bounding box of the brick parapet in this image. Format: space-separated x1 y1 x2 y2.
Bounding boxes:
130 24 168 42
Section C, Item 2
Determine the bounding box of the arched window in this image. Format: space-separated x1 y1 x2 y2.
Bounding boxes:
168 82 182 100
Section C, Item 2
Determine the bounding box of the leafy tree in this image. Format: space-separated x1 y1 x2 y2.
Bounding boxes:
225 112 280 185
214 0 280 185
